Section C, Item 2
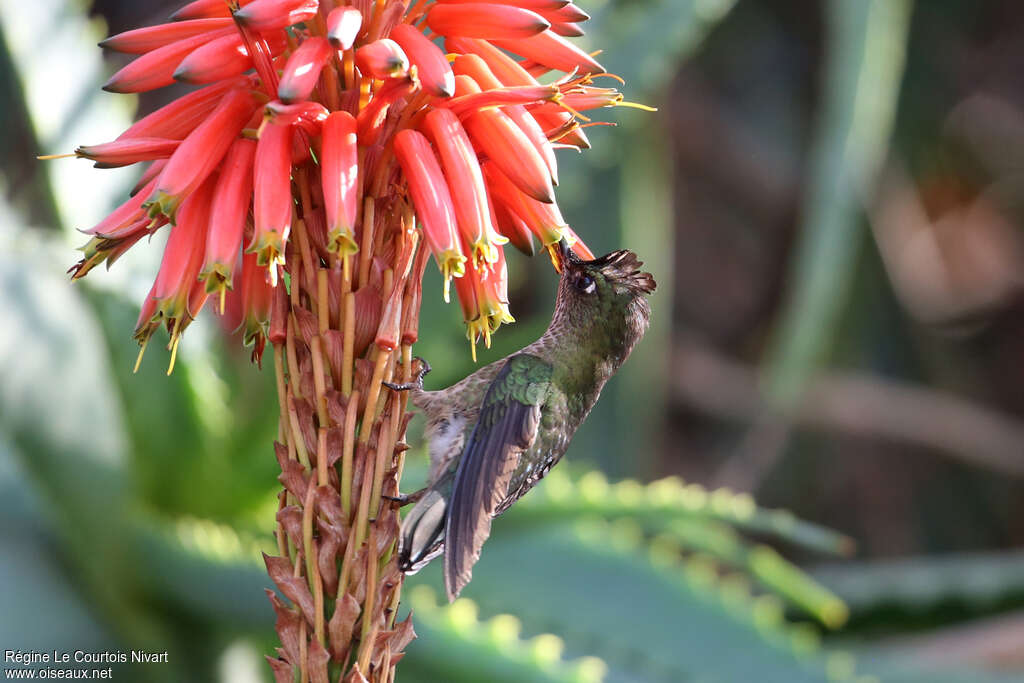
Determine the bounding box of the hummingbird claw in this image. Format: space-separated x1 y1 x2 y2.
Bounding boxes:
383 356 431 392
383 487 427 507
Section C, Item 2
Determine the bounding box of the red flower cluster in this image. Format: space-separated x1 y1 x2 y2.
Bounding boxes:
63 0 634 366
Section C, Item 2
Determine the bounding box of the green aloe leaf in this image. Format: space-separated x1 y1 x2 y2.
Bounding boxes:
406 518 855 683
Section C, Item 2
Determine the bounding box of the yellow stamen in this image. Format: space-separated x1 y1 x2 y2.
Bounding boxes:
618 101 658 112
558 101 591 122
166 316 184 376
442 261 453 303
133 336 150 374
219 286 227 315
36 152 77 160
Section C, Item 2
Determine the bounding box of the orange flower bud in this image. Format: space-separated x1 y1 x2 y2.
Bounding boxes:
264 100 330 134
445 36 536 86
539 2 590 23
75 138 180 168
423 108 506 267
488 189 535 256
492 30 604 75
102 28 234 93
145 87 258 222
320 111 359 257
326 7 362 50
249 122 294 268
201 137 256 298
550 22 584 38
355 39 409 80
233 0 319 32
278 36 332 103
465 106 555 204
170 0 256 20
426 3 549 41
393 129 466 299
390 23 455 98
100 18 232 54
174 31 288 84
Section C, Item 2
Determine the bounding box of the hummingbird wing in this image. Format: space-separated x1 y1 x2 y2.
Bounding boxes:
444 353 552 601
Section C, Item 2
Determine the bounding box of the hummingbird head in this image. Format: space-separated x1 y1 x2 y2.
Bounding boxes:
551 239 656 361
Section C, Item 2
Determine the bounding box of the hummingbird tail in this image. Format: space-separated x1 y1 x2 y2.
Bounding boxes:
397 488 447 574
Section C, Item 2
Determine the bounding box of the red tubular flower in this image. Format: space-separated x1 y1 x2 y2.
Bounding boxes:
453 244 514 360
423 107 506 268
480 245 514 333
237 250 274 353
492 30 604 75
278 37 332 103
453 60 555 203
436 0 569 8
538 87 623 112
151 173 217 344
355 39 409 80
326 7 362 49
145 87 259 222
170 0 256 20
201 137 257 300
390 24 455 98
482 159 565 245
320 111 359 257
249 122 294 268
426 3 550 41
74 138 180 168
117 79 241 140
102 28 234 93
446 35 586 149
452 257 481 358
232 0 319 32
451 52 559 184
174 31 288 84
444 84 558 116
393 129 465 299
100 18 232 53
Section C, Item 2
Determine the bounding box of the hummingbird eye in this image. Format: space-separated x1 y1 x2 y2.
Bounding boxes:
574 273 596 294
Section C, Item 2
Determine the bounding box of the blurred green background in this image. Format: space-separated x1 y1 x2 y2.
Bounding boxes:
3 0 1024 681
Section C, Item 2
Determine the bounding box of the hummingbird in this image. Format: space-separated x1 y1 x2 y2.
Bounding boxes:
385 241 656 601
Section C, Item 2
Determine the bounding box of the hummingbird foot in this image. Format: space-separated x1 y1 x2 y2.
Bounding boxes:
383 356 431 392
382 487 427 507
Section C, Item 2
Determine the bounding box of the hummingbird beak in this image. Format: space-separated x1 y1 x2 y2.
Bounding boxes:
551 238 572 273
